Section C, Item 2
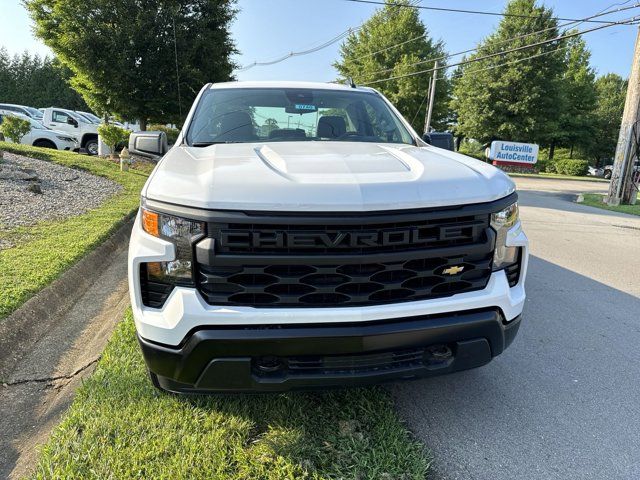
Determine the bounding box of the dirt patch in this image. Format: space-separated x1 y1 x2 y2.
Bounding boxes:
0 220 132 479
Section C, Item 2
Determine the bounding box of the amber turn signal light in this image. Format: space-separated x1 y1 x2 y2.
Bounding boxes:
141 208 159 237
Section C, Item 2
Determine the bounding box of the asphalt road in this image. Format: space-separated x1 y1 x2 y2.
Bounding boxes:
393 177 640 480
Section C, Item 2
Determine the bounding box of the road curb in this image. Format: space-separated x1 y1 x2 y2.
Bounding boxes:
0 216 134 378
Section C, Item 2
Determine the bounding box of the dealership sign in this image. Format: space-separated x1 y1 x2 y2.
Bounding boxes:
489 140 539 164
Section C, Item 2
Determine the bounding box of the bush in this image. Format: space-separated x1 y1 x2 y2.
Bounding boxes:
555 159 589 176
0 115 32 143
148 124 179 145
97 123 130 156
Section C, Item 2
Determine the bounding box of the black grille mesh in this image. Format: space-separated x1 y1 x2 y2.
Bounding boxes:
197 251 492 307
284 348 426 375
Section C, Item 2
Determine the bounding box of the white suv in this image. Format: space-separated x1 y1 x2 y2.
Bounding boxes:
0 111 77 151
128 81 529 393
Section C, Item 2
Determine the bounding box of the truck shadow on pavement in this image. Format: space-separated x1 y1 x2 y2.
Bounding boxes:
391 255 640 480
517 189 639 223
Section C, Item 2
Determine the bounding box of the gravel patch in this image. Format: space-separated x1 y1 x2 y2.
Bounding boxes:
0 152 122 247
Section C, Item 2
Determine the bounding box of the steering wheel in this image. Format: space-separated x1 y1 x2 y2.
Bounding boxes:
336 132 361 140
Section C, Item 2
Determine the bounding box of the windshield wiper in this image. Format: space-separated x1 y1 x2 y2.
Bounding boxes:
191 141 243 147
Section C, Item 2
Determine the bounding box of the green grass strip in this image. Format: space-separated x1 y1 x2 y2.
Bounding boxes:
31 310 430 479
580 193 640 216
0 142 151 319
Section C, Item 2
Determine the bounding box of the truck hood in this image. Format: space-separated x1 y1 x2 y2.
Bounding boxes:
143 142 516 212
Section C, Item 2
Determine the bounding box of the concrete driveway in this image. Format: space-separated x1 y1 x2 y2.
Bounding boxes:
393 177 640 480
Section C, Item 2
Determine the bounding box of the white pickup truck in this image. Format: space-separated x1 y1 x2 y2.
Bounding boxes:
128 81 529 393
40 107 100 155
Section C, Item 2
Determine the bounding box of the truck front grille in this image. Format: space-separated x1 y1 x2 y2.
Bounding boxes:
193 199 509 308
197 251 492 306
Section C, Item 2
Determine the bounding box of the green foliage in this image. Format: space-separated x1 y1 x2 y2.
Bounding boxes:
581 193 640 216
554 158 588 176
0 142 152 319
452 0 566 144
589 73 627 162
148 123 180 145
334 0 451 133
555 35 597 155
457 138 486 160
30 310 431 479
25 0 238 128
97 123 130 153
0 115 32 143
0 48 87 110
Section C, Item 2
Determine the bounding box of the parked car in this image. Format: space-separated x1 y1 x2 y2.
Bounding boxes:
587 166 604 177
127 81 529 394
40 107 99 155
0 111 77 150
0 103 43 120
603 160 640 180
75 111 101 124
75 110 132 130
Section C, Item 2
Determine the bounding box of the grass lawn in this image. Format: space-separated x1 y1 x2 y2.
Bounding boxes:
31 310 430 479
0 142 152 320
508 172 609 183
580 193 640 216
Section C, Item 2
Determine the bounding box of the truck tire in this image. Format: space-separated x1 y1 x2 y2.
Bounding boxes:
604 169 612 180
84 138 99 156
33 139 57 149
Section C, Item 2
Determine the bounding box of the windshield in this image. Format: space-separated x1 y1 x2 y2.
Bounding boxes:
78 111 101 123
25 106 42 118
11 113 47 130
28 117 48 129
186 88 414 146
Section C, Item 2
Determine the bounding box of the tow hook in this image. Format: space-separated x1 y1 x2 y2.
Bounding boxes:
426 345 453 363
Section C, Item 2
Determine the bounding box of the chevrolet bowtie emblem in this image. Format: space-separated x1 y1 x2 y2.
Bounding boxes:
443 265 465 275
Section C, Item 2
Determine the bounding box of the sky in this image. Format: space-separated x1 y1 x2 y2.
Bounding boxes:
0 0 636 82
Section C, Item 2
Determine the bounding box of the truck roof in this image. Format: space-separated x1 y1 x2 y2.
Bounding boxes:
209 80 376 93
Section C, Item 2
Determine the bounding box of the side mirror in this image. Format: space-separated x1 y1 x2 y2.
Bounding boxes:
67 117 78 127
129 131 168 159
422 133 432 145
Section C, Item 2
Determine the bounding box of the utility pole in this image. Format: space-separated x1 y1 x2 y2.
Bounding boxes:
606 27 640 206
424 60 439 134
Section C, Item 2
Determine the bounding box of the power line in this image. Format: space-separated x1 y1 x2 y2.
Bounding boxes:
344 0 637 24
409 44 572 125
239 26 360 71
445 44 572 81
362 14 640 86
354 3 640 76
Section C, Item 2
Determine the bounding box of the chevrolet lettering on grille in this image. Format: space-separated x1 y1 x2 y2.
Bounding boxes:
219 225 472 249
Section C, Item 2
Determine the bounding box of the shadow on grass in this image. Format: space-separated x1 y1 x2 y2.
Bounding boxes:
27 312 430 479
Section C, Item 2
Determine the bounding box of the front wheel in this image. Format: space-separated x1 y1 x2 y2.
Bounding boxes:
33 139 57 149
85 139 99 156
604 169 612 180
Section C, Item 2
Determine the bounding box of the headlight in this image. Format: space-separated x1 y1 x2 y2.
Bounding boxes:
140 205 205 284
56 135 75 142
491 202 520 272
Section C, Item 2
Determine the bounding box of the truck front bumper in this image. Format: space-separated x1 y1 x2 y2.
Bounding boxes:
139 308 520 393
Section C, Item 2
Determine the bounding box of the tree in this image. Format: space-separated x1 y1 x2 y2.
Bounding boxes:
334 0 451 133
0 115 32 143
589 73 627 164
0 48 87 110
554 34 597 159
25 0 238 130
97 124 130 158
451 0 566 146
